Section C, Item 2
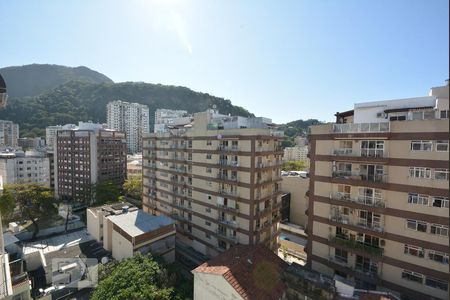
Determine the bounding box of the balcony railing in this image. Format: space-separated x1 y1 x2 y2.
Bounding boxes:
217 203 239 212
330 214 384 233
217 218 239 228
218 188 238 196
332 149 387 158
217 145 239 151
216 230 239 243
332 171 388 183
217 173 239 182
329 235 384 257
331 192 385 208
219 160 239 167
333 122 390 133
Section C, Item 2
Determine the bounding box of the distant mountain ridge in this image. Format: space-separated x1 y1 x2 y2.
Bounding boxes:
0 64 113 98
0 64 253 137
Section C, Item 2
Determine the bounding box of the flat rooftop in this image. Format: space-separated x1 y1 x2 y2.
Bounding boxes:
107 210 175 237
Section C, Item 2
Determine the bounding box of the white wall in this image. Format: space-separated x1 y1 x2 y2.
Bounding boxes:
111 229 133 261
193 272 243 300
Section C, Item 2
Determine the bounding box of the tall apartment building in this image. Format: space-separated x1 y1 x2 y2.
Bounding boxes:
54 122 127 204
154 109 192 133
107 100 149 153
46 124 77 150
0 120 18 148
142 110 284 257
0 150 50 186
307 82 449 300
283 145 309 162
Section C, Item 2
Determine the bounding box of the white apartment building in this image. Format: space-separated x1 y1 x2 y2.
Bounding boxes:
154 109 192 133
0 121 19 148
46 124 77 150
283 145 309 162
107 100 150 153
0 150 50 186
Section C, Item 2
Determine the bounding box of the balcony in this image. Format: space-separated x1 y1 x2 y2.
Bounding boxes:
332 149 387 158
333 122 390 133
330 213 383 233
217 173 239 182
217 145 239 152
216 230 239 244
328 255 352 270
170 213 188 222
332 171 388 183
219 160 239 167
217 217 239 228
218 188 238 197
329 235 384 257
331 192 385 208
217 203 239 212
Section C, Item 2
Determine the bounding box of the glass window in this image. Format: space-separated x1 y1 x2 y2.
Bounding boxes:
404 244 424 258
432 197 449 208
436 140 449 152
410 140 432 151
434 169 449 181
409 167 431 179
425 277 448 291
408 193 429 205
428 250 449 264
430 224 448 237
401 270 423 284
406 219 427 232
439 110 449 119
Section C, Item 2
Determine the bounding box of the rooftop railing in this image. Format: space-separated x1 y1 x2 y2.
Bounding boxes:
333 122 390 133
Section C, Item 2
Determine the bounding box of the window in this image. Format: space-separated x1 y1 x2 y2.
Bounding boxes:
440 110 449 119
334 248 348 263
205 221 211 226
430 224 448 237
428 250 449 264
406 219 427 232
425 277 448 291
411 140 432 151
404 244 424 258
206 140 212 146
206 167 212 173
401 270 423 284
205 233 211 239
432 197 449 208
205 207 211 213
408 193 429 205
206 154 212 159
361 140 385 157
409 167 431 179
436 140 449 152
434 169 449 181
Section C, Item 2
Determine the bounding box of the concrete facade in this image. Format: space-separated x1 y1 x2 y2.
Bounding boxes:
107 100 149 154
307 83 449 300
283 145 309 162
143 110 284 257
281 176 309 227
0 150 50 186
0 120 19 148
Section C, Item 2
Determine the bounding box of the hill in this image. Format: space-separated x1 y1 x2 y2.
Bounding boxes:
278 118 323 147
0 64 113 98
0 80 253 137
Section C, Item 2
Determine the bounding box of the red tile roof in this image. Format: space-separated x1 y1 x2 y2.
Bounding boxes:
192 245 288 300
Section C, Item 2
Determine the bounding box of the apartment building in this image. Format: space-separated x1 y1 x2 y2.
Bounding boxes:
87 203 176 262
0 150 50 186
142 110 284 257
154 108 192 133
46 124 77 150
54 122 127 204
0 120 19 148
107 100 149 153
307 82 449 300
283 145 309 162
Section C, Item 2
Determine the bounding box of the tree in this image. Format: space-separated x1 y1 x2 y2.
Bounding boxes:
282 160 309 171
3 184 58 238
91 181 123 206
123 175 143 200
91 253 177 300
0 189 16 221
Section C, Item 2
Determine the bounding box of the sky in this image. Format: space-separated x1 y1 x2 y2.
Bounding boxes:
0 0 448 123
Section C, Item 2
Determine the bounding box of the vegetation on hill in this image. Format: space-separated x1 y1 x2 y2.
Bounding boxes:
0 80 253 137
0 64 113 98
278 118 323 147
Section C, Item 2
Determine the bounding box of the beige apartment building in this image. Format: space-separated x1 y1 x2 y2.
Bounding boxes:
307 82 449 300
142 110 284 257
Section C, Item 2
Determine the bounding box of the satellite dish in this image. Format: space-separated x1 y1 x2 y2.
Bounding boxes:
101 257 109 264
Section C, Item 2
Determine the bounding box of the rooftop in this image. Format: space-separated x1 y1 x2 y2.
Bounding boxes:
107 210 175 238
193 244 288 300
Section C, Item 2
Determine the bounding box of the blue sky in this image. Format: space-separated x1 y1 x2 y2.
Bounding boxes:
0 0 448 123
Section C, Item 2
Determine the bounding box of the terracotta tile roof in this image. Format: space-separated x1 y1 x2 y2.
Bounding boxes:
192 245 288 300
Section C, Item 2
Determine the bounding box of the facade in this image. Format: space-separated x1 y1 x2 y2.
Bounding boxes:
307 83 449 300
154 108 191 133
0 120 19 148
18 137 46 150
54 122 127 203
143 110 284 257
127 153 142 176
0 150 50 186
282 175 309 227
283 145 309 162
107 100 149 153
295 136 308 147
87 203 176 262
45 124 77 150
192 244 288 300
